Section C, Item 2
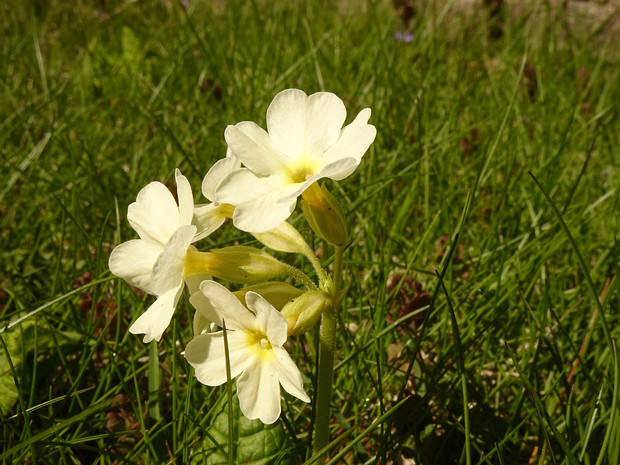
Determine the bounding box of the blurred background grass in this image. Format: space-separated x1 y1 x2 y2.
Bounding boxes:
1 0 619 463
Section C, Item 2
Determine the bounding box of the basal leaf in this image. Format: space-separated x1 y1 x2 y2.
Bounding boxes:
0 320 81 414
192 395 294 465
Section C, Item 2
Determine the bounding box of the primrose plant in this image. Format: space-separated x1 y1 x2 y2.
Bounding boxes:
109 88 376 456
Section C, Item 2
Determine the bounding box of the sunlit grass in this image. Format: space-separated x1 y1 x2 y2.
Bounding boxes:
1 0 619 463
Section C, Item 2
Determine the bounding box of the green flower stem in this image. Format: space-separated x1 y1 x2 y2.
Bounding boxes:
284 264 319 291
221 320 234 465
148 340 161 421
313 307 336 461
312 245 345 462
253 220 330 288
300 243 330 289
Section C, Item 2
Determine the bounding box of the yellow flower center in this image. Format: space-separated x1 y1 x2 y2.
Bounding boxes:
286 158 319 184
247 330 273 358
217 203 235 219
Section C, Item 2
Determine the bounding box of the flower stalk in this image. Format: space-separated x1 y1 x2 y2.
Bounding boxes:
148 340 161 421
312 244 346 461
313 307 337 461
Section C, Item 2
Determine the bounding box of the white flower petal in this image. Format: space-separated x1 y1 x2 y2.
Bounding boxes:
127 182 180 244
184 273 211 295
215 169 288 205
320 108 376 170
245 292 288 347
192 309 215 336
201 150 240 202
266 89 308 159
233 195 298 234
221 90 375 237
237 360 281 424
316 156 360 183
189 283 220 323
150 225 196 296
184 283 308 424
305 92 347 156
108 239 162 293
225 122 288 176
273 347 310 403
175 169 194 226
192 203 227 241
129 283 183 342
185 331 250 385
217 169 301 233
198 280 256 331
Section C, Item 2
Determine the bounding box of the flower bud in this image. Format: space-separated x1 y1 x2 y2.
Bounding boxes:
184 246 290 284
301 183 348 246
253 221 311 255
232 282 304 311
281 291 331 336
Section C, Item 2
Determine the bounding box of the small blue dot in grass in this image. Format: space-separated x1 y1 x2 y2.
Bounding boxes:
395 31 414 43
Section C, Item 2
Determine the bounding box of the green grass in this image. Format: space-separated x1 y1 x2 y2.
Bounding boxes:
1 0 619 463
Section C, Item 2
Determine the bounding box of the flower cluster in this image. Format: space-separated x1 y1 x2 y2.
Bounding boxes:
109 89 376 424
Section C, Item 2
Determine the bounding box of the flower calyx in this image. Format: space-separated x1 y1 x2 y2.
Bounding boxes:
281 291 331 336
184 246 290 284
232 282 304 311
301 182 348 247
253 221 313 255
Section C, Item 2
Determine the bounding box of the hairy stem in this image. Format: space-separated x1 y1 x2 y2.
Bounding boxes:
312 245 345 462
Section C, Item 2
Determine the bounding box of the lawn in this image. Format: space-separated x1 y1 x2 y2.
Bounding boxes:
1 0 619 464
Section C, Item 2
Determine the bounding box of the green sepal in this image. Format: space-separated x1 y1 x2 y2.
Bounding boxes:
332 280 351 310
281 291 331 335
253 221 311 255
301 183 348 247
233 282 304 311
185 246 290 284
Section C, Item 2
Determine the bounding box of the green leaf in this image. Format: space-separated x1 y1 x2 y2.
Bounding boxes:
0 328 23 413
121 26 142 75
192 395 293 465
0 320 81 414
